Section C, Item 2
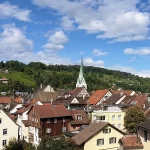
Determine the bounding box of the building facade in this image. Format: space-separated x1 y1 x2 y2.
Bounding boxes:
0 109 19 150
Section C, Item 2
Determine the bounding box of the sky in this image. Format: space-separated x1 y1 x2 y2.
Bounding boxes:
1 0 150 77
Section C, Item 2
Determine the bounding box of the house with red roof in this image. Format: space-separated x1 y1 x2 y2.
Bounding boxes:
89 89 112 106
54 87 90 110
68 109 90 132
119 134 143 150
27 104 72 145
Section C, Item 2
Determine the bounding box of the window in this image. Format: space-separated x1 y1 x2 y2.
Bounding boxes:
32 118 34 122
76 115 82 120
144 130 147 142
96 116 105 121
118 115 121 120
46 128 51 133
54 118 57 123
0 118 1 124
62 127 66 132
97 139 104 146
3 129 7 135
47 119 50 123
109 137 116 144
112 115 115 121
63 118 65 122
103 128 111 133
118 124 121 129
2 140 7 146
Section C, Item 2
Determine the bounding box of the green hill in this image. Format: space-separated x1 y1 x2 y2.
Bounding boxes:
0 71 36 87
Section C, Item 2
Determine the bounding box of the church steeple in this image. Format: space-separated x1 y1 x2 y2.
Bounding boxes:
76 58 87 89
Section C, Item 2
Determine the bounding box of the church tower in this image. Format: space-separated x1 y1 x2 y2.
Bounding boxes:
76 58 87 89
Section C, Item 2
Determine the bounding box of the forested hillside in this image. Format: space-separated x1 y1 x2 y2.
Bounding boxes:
0 60 150 93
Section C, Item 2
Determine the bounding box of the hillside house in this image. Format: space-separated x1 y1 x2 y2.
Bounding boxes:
89 89 112 106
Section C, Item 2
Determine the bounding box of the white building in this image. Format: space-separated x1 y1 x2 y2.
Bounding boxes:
0 109 19 149
16 100 43 142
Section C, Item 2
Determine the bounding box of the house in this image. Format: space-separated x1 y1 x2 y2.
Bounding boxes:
68 109 90 132
32 84 58 103
0 109 19 150
72 122 125 150
0 77 8 84
119 134 143 150
54 87 90 110
16 99 43 141
121 94 147 110
6 103 23 114
91 105 126 131
111 90 135 96
27 104 72 145
138 120 150 150
89 89 112 106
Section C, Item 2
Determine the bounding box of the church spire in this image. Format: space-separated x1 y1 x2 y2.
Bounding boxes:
76 58 87 89
79 57 83 77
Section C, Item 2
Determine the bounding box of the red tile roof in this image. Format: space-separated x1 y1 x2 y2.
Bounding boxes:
31 104 71 118
119 135 143 149
111 90 135 96
17 99 40 114
70 110 90 125
15 97 23 104
0 96 12 104
89 89 109 105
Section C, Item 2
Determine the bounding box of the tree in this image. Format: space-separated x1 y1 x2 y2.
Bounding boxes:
124 106 147 133
37 135 82 150
4 138 24 150
3 138 36 150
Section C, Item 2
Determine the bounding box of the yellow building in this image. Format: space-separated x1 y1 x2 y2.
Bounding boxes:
72 122 125 150
91 106 126 131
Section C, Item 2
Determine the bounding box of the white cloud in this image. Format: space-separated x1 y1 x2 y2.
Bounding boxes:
61 16 74 30
0 2 31 21
43 30 68 52
109 65 150 78
83 57 105 67
32 0 150 42
124 47 150 55
0 24 71 65
0 24 33 55
93 49 108 56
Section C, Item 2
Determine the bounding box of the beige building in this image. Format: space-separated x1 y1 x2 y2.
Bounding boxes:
72 122 125 150
0 109 19 149
91 106 126 131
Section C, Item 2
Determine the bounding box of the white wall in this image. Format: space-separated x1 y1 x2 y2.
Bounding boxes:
0 110 18 150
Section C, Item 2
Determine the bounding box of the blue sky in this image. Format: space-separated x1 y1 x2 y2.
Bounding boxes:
1 0 150 77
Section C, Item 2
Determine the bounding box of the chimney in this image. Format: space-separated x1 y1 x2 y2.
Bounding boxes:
120 92 123 97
